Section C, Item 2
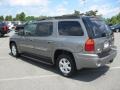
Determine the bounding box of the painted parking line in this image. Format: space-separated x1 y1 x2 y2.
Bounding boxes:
0 66 120 82
0 47 9 49
0 57 13 59
0 75 59 82
0 57 17 61
110 66 120 70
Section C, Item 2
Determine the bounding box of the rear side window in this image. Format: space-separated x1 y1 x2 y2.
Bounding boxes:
36 22 53 36
58 21 84 36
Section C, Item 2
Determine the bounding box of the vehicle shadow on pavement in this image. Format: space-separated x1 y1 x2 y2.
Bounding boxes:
12 55 58 73
9 53 110 82
0 36 9 38
72 66 109 82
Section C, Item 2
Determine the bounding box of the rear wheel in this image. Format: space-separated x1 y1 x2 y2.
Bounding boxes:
56 54 76 77
10 43 20 57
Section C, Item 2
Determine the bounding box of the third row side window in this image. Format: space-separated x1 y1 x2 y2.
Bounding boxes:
58 21 84 36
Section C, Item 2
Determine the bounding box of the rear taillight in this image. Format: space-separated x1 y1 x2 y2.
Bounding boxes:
85 38 95 52
3 26 8 31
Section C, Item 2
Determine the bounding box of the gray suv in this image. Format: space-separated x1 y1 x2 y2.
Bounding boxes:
9 16 117 77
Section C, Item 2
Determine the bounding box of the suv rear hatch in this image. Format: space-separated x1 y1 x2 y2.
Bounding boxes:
2 23 9 33
83 16 114 56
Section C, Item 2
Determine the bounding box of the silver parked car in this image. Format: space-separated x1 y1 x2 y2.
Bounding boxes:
9 16 117 77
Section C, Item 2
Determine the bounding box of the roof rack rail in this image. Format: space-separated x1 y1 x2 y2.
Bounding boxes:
37 14 82 21
52 15 81 19
36 18 49 21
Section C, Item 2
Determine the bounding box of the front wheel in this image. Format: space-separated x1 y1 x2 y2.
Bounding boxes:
10 43 20 57
56 54 76 77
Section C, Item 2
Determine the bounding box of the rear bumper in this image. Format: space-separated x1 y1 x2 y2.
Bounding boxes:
74 47 117 70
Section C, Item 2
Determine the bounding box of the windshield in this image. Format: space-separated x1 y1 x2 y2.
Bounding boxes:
83 17 112 38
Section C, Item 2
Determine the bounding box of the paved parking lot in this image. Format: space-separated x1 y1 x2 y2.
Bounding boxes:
0 33 120 90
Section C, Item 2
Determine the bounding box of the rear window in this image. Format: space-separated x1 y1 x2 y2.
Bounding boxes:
83 17 112 38
58 21 84 36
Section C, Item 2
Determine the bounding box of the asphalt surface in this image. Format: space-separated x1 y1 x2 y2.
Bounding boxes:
0 33 120 90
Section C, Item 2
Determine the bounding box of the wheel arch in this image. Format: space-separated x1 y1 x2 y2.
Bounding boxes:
9 41 16 49
53 49 76 68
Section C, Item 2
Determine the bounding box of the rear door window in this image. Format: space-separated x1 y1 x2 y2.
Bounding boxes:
58 21 84 36
24 23 37 36
36 22 53 36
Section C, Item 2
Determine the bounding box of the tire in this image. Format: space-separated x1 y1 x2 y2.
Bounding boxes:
110 59 114 63
1 34 4 37
56 54 76 77
113 29 117 32
0 32 4 37
10 43 20 57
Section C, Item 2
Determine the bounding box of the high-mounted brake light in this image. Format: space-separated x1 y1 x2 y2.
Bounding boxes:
85 38 95 52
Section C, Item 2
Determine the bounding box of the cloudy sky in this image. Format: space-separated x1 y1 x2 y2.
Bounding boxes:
0 0 120 18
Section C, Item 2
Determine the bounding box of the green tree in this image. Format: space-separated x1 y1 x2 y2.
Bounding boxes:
25 16 35 21
16 14 20 21
15 12 26 21
74 10 80 16
13 18 16 21
5 15 12 21
106 12 120 25
116 13 120 23
0 16 4 21
19 12 26 21
85 10 98 16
